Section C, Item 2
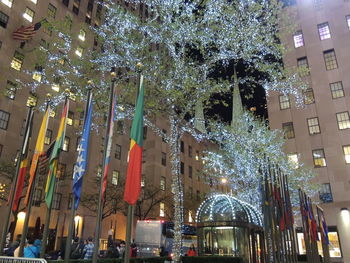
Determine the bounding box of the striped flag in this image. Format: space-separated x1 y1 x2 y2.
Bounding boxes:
12 159 28 212
73 94 93 209
12 21 42 41
101 92 117 200
124 75 145 205
38 141 55 175
45 100 69 207
25 106 50 205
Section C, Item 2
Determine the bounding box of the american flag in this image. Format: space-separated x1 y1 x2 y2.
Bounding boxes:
12 21 41 41
38 141 55 175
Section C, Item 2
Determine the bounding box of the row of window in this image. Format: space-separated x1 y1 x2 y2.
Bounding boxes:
282 111 350 139
293 17 350 48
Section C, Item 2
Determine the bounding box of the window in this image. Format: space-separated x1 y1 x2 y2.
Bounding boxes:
319 183 333 203
297 57 309 77
323 50 338 70
0 110 10 130
1 0 13 8
141 174 145 187
52 193 62 210
307 117 320 135
287 153 299 169
62 0 69 7
78 29 86 41
160 177 166 191
196 190 200 201
67 111 74 126
85 13 92 24
5 80 17 100
143 126 147 140
32 189 42 207
318 22 331 40
160 202 165 217
312 149 326 167
40 39 49 49
73 0 81 15
336 112 350 130
23 7 35 22
0 11 9 28
293 31 304 48
32 65 43 82
330 82 345 99
142 149 146 163
48 3 57 18
347 15 350 30
180 162 184 174
279 95 290 110
63 137 70 152
112 170 119 185
30 0 37 4
52 78 60 92
189 210 194 223
97 166 102 177
195 151 199 161
115 144 121 159
188 145 192 157
282 122 295 139
304 89 315 104
180 141 184 153
76 136 81 151
343 145 350 164
78 111 84 125
0 41 2 49
162 129 167 142
0 144 2 157
11 51 24 71
45 129 52 145
189 166 193 178
161 152 166 166
116 121 124 134
68 193 73 209
58 163 66 178
75 46 83 57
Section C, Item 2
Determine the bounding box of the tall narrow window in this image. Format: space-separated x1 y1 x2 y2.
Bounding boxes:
45 129 52 145
23 7 35 22
1 0 13 8
293 31 304 48
282 122 295 139
318 22 331 40
336 112 350 130
58 163 66 178
287 153 299 169
189 187 193 199
32 189 42 207
323 49 338 70
312 149 326 167
48 3 57 19
63 137 70 152
141 174 145 187
279 95 290 110
0 11 9 28
112 170 119 185
78 29 86 41
62 0 69 7
162 129 167 142
180 141 184 152
161 152 166 166
297 57 309 77
143 126 147 140
343 145 350 164
5 80 17 100
196 190 200 201
75 46 83 57
32 65 43 82
67 111 74 126
52 193 62 210
76 136 81 151
188 145 192 157
115 144 121 159
116 121 124 134
347 15 350 30
180 162 184 174
303 89 315 104
73 0 81 15
307 118 320 135
189 166 193 178
160 177 166 191
330 82 345 99
319 183 333 203
0 110 10 130
160 202 165 217
11 51 24 71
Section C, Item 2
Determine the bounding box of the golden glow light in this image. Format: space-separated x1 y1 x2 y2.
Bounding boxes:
17 211 26 220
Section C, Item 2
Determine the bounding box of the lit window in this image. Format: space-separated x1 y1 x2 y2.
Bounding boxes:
343 146 350 164
32 65 43 82
5 80 17 100
336 112 350 130
141 175 145 187
78 29 86 41
0 11 9 28
303 89 315 104
293 30 304 48
30 0 37 4
330 82 344 99
75 46 83 57
307 117 320 135
97 166 102 177
115 144 121 159
49 110 56 118
195 150 199 161
287 153 299 169
52 83 60 92
73 0 80 15
11 51 24 71
26 94 37 107
0 110 10 130
69 92 76 101
63 137 70 152
323 49 338 70
160 202 165 217
112 170 119 185
52 193 62 210
161 152 166 166
319 183 333 203
160 177 165 191
76 136 81 151
57 163 66 178
282 122 295 139
312 149 326 167
1 0 13 8
189 210 193 223
48 3 57 19
279 94 290 110
45 129 52 145
318 22 331 40
297 57 309 77
347 15 350 30
67 111 74 126
23 7 35 22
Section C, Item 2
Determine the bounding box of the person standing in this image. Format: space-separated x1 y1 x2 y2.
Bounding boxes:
24 239 39 258
82 237 94 260
188 244 197 256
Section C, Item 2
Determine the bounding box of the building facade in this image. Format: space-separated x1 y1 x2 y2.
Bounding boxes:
267 0 350 261
0 0 216 250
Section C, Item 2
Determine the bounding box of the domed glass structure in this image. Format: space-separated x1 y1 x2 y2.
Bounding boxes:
195 194 264 263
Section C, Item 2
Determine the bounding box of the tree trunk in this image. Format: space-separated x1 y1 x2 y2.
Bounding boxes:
169 113 183 262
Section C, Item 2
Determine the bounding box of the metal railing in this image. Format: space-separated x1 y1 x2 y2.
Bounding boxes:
0 257 47 263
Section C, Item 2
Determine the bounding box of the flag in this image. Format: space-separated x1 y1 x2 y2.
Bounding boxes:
101 92 117 200
73 94 93 209
38 141 55 175
45 101 69 207
25 106 50 205
12 159 28 212
12 21 42 41
317 206 329 245
124 75 145 205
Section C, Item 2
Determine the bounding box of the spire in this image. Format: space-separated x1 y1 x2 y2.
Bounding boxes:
231 65 243 129
194 99 206 134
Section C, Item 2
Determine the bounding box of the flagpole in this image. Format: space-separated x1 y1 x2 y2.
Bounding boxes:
0 103 34 255
65 84 93 262
92 69 117 263
18 95 51 257
41 91 69 258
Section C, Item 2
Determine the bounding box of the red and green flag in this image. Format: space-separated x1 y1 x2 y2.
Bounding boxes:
124 75 144 205
45 100 69 207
